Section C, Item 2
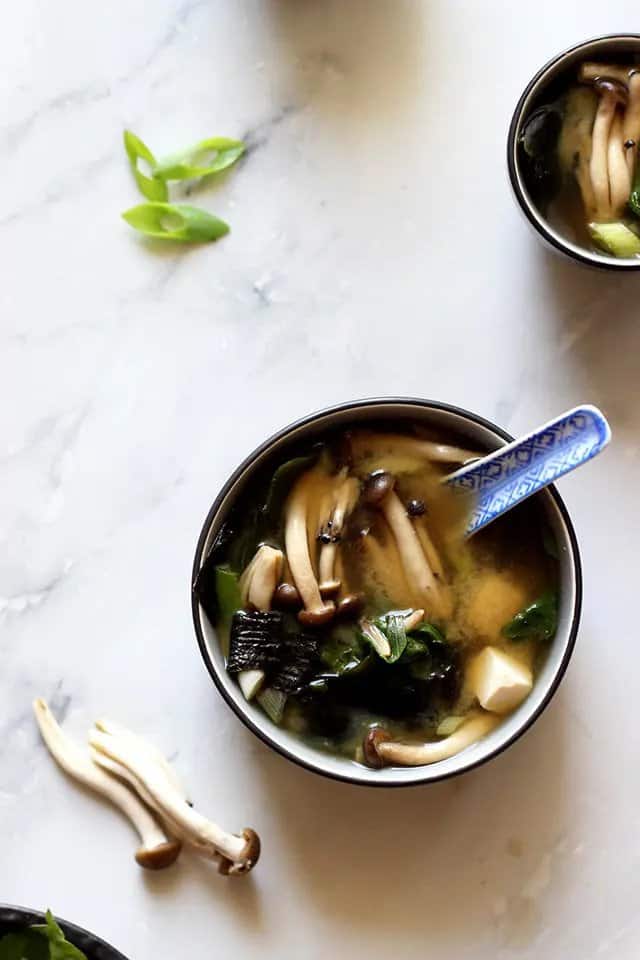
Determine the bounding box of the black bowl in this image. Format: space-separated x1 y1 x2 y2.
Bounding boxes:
0 906 128 960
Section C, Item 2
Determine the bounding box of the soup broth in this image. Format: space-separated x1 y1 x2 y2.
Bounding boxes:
195 424 559 769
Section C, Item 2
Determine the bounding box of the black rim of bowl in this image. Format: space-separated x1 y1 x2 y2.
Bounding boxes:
0 906 128 960
191 397 583 787
507 33 640 271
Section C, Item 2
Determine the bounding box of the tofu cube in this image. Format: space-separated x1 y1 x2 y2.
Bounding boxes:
470 647 533 715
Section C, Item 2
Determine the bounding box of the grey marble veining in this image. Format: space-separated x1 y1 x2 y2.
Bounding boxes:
2 1 640 958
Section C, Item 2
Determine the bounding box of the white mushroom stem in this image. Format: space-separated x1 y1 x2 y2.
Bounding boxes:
238 545 284 700
590 82 629 222
95 718 188 801
624 71 640 177
608 112 632 217
239 544 283 609
352 432 480 466
318 476 359 593
380 490 442 611
90 727 259 875
33 699 180 870
376 713 499 767
285 472 334 624
413 516 445 580
591 92 617 220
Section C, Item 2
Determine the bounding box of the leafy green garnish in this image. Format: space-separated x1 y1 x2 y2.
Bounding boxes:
0 933 48 960
122 202 229 242
123 130 168 202
0 913 87 960
31 913 86 960
404 622 446 658
154 137 245 182
261 453 318 528
502 590 558 642
214 565 242 628
381 612 408 663
361 611 409 663
405 624 457 682
321 626 371 676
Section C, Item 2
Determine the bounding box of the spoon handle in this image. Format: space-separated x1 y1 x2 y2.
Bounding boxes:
447 405 611 536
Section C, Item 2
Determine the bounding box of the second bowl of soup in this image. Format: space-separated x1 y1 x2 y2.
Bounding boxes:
192 399 581 786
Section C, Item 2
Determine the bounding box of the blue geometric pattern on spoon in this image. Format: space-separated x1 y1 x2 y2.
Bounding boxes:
447 405 611 536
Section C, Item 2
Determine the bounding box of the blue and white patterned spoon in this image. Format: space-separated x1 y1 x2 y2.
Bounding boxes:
447 405 611 537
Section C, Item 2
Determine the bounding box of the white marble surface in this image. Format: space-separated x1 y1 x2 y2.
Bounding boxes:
2 1 639 957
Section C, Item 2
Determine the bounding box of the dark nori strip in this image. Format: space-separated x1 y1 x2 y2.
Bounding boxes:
228 610 284 674
271 631 321 693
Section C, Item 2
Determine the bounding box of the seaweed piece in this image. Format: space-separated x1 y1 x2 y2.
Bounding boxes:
227 610 284 673
518 101 563 212
271 631 321 693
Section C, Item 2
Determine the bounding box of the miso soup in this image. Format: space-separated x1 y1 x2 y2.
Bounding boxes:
194 424 559 769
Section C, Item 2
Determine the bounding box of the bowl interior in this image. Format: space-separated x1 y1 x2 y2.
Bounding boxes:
509 35 640 269
0 906 127 960
193 400 581 786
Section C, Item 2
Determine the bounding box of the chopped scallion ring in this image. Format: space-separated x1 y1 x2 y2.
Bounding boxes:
154 137 245 181
121 202 230 242
123 130 168 202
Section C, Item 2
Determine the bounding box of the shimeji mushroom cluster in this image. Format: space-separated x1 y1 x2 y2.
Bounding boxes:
576 62 640 223
229 435 536 768
33 699 259 874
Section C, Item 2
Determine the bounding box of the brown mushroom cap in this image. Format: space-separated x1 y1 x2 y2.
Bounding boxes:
362 470 395 505
362 727 392 768
135 839 182 870
319 579 341 598
335 594 364 620
273 582 302 609
299 604 335 626
217 829 261 875
593 77 629 106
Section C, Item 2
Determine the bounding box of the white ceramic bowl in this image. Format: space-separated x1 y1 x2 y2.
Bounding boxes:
192 399 582 787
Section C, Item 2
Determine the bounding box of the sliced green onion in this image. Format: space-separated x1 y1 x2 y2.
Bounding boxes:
123 130 168 202
121 202 230 242
154 137 245 181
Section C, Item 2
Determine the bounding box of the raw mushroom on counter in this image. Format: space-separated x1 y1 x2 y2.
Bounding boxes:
33 699 181 870
34 699 260 875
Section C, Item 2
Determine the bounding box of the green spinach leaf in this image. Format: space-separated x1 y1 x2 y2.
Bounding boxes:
0 933 48 960
321 626 371 676
28 913 86 960
502 590 558 642
214 565 242 627
261 453 319 529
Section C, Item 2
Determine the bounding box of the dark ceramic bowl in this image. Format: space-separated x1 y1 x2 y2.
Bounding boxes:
192 398 582 786
508 34 640 270
0 906 127 960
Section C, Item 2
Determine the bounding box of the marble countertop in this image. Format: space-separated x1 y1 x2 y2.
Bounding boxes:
2 2 639 958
